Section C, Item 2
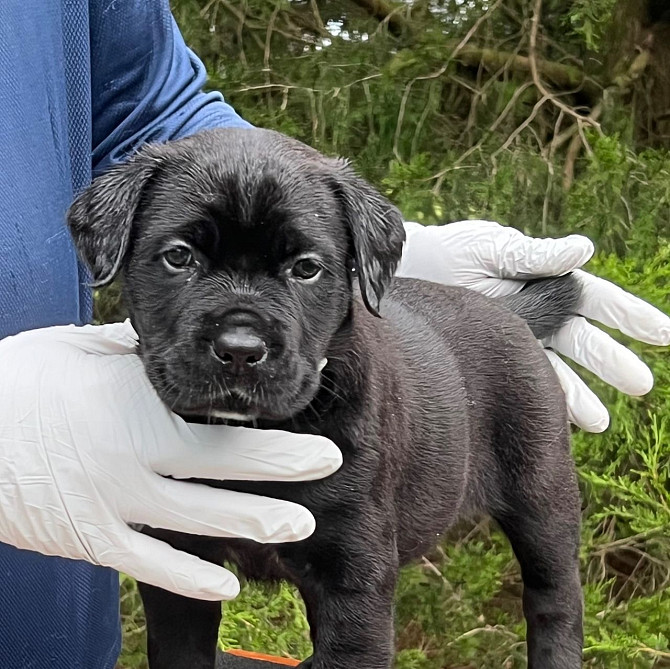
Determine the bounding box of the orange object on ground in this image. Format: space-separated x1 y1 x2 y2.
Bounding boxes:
225 649 301 666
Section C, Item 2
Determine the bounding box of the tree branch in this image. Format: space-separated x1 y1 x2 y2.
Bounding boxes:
351 0 601 102
455 45 601 102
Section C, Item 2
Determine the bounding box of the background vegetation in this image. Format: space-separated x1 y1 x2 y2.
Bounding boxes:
112 0 670 666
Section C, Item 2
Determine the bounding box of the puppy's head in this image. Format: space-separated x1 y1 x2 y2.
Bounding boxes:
68 129 405 421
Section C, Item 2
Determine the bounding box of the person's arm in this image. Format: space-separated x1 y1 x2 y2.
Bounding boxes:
89 0 251 176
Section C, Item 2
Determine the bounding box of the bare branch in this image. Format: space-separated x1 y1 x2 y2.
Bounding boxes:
455 44 601 102
451 0 504 61
528 0 602 133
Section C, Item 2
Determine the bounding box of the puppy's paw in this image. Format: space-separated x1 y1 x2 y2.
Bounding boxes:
297 656 313 668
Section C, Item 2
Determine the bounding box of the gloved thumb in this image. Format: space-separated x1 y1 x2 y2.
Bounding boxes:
114 527 241 601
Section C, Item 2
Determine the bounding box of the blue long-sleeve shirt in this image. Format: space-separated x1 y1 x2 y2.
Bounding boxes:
0 2 249 666
0 0 250 340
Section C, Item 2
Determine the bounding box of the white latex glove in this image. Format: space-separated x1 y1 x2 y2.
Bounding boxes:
399 220 670 433
0 321 341 601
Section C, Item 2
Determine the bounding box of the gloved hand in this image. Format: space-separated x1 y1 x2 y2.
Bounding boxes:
0 321 341 601
399 220 670 433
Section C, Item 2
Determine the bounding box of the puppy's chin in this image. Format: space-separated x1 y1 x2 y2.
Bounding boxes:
151 366 324 425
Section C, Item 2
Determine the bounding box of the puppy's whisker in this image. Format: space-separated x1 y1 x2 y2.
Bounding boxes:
306 402 322 424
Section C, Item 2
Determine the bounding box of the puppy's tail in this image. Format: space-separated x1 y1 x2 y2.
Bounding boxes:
500 274 582 340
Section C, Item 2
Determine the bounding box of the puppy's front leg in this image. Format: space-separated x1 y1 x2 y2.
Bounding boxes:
138 530 227 669
295 542 398 669
298 585 396 669
139 580 222 669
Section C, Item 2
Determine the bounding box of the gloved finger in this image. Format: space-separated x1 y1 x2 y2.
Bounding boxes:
131 476 316 543
158 422 343 482
490 229 594 279
462 276 527 298
113 527 241 601
5 320 139 356
544 350 609 432
61 320 139 353
546 317 654 396
575 270 670 346
397 221 507 284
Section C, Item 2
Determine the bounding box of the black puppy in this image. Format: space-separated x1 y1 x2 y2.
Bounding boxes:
68 128 583 669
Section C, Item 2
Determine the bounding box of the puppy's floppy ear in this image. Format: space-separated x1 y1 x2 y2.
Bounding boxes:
328 160 406 316
67 153 159 287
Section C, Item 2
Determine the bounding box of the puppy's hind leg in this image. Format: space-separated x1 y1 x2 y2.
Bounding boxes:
492 432 583 668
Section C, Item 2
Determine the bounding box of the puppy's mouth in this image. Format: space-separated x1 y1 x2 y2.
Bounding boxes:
168 358 328 425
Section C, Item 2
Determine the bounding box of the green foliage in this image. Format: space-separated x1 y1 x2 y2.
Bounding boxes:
217 577 311 660
93 282 127 324
572 250 670 667
118 575 149 669
567 0 618 52
564 136 670 255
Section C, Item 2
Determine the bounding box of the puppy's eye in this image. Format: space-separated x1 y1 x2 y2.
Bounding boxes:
163 246 194 270
291 258 322 281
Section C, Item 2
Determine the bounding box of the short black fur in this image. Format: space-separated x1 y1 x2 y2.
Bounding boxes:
68 128 584 669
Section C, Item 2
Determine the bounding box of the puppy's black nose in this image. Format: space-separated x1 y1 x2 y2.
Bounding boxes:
213 329 268 372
